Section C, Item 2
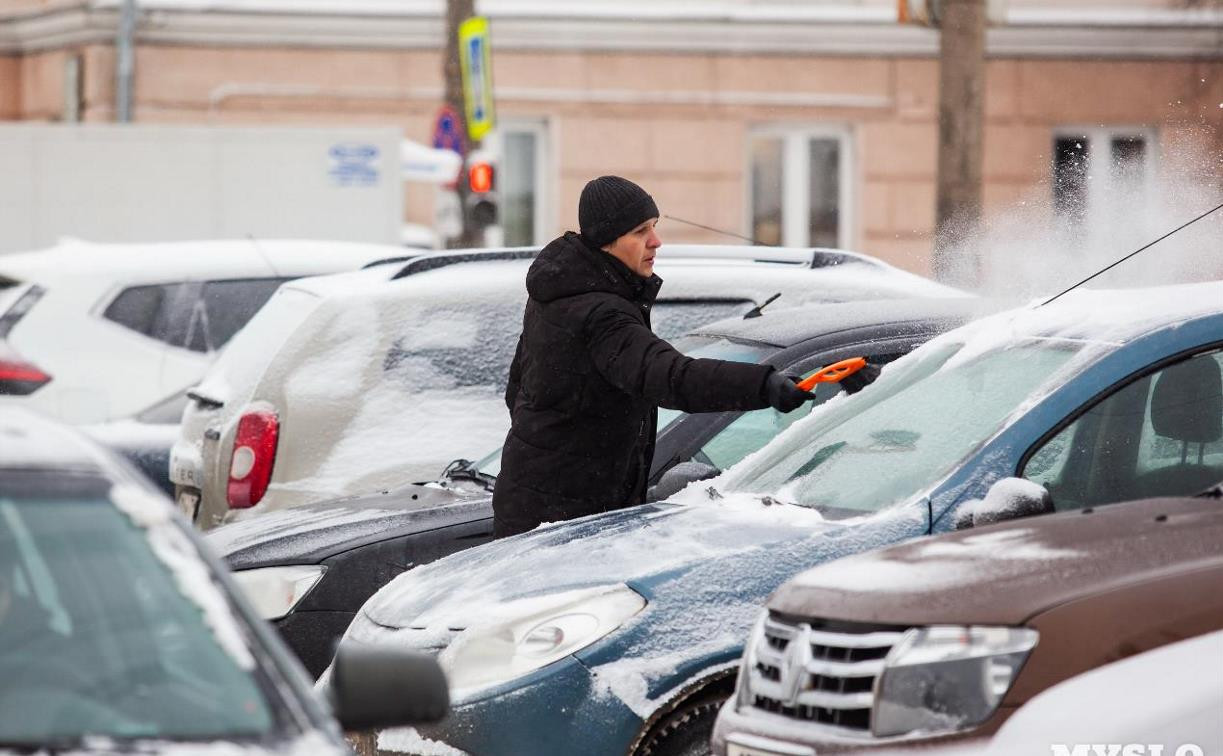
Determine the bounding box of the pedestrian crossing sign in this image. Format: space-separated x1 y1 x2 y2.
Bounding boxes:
459 16 495 143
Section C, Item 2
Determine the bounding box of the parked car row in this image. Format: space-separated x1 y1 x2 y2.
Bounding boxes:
171 243 964 530
7 234 1219 755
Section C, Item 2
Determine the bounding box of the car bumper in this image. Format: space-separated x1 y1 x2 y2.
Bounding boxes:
410 656 644 756
712 699 1000 755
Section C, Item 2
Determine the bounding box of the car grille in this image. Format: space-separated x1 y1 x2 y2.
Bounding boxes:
745 612 909 733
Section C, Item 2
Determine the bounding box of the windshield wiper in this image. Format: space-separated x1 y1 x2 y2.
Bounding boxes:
441 458 496 491
743 292 781 319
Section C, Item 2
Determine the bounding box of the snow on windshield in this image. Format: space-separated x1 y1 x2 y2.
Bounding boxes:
21 731 347 756
705 281 1223 516
110 485 255 670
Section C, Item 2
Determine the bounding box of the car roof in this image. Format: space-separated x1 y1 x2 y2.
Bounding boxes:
690 297 987 348
770 494 1223 627
0 405 117 473
0 238 410 284
947 280 1223 349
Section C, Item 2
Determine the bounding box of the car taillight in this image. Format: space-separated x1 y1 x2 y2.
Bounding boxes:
226 409 279 510
0 356 51 395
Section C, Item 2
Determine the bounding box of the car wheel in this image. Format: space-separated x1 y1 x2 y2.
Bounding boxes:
637 696 725 756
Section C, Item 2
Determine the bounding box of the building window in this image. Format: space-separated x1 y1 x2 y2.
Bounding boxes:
1052 128 1153 222
493 121 550 247
748 128 852 249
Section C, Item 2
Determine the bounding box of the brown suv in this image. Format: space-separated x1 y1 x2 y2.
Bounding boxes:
712 484 1223 755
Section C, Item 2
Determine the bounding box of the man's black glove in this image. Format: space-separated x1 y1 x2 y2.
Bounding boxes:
765 372 815 413
840 362 882 395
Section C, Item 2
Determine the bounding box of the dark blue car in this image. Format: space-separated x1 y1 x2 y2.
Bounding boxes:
338 282 1223 756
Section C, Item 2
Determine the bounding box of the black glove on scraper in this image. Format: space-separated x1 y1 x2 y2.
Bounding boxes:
839 362 883 395
765 372 815 413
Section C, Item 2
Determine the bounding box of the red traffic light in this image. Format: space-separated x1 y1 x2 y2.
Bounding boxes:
469 161 494 194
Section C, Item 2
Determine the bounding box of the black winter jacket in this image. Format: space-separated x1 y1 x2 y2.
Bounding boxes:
492 232 776 538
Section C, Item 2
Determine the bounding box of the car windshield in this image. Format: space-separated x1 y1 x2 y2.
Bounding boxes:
470 335 775 479
194 284 323 404
722 338 1084 518
0 474 280 744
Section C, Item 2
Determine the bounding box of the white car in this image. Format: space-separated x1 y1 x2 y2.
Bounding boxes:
171 244 964 529
985 629 1223 755
0 238 407 423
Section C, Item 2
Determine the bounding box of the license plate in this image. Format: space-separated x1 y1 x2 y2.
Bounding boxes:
177 489 200 520
169 445 201 488
727 739 814 756
728 746 785 756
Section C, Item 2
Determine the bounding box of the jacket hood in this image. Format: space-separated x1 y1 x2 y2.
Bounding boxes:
525 231 661 305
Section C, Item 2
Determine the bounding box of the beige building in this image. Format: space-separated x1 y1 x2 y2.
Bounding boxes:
1 0 1220 276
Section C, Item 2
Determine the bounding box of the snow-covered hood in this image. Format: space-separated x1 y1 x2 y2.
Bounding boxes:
0 731 346 756
210 486 485 569
361 495 924 633
771 495 1223 627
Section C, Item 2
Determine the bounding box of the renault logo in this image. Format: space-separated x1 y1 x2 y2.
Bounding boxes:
778 624 813 707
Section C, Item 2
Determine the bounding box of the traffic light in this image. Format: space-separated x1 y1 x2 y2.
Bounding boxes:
465 151 498 231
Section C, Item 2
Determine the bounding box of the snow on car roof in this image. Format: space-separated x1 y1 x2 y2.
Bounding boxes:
0 406 111 471
0 238 407 284
693 296 986 349
934 279 1223 367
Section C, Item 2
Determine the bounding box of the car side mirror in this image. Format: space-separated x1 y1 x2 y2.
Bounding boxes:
646 460 721 502
954 477 1055 529
328 642 449 731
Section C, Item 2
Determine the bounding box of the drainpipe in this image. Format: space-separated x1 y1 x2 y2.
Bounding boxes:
115 0 137 122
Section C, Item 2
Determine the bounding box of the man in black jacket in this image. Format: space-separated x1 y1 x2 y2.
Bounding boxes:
492 175 813 538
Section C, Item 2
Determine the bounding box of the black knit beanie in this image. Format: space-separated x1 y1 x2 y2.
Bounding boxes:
578 176 660 247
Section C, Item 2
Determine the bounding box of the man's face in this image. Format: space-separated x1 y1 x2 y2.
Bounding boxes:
603 218 661 278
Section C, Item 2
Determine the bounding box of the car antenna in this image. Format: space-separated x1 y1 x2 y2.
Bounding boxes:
245 233 283 277
663 215 772 246
743 292 781 319
1038 200 1223 307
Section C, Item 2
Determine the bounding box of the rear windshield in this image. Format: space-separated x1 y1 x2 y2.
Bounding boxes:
0 474 283 744
192 285 322 404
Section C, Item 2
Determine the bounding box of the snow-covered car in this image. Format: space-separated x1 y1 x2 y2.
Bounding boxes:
714 484 1223 754
173 245 963 529
207 297 981 678
983 629 1223 756
331 280 1223 756
0 407 447 755
0 238 407 423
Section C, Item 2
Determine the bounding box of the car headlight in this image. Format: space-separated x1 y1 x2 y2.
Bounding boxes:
439 584 646 700
232 565 327 620
873 625 1038 738
735 610 768 710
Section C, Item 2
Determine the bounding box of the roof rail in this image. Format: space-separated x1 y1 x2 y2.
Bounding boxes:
662 244 889 270
389 247 540 279
808 247 889 270
360 255 420 270
365 244 890 277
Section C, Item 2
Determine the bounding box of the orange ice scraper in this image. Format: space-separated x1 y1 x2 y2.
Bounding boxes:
796 357 868 392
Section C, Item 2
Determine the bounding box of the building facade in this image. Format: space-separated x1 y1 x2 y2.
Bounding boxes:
1 0 1220 276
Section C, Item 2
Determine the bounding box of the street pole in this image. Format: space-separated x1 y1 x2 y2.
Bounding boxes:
115 0 137 122
932 0 986 286
444 0 481 248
